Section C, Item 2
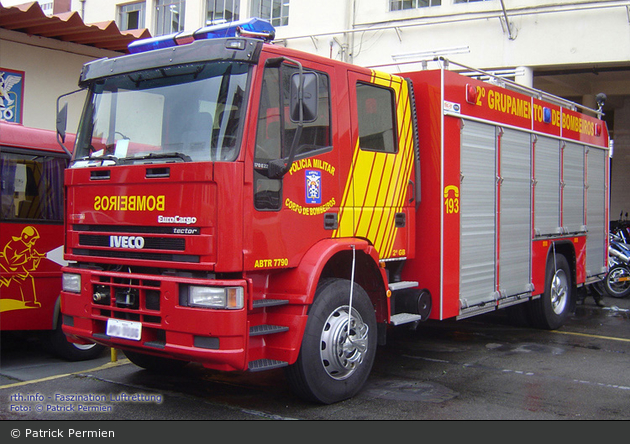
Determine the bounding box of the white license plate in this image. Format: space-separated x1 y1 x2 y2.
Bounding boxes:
106 319 142 341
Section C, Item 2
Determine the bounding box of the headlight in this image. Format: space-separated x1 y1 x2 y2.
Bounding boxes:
188 286 244 309
62 273 82 293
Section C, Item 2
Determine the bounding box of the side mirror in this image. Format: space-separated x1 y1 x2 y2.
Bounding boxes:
56 102 68 143
290 72 318 122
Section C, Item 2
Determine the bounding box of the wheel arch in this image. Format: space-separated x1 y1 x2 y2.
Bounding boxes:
264 238 389 365
545 240 578 312
547 240 577 290
267 238 388 312
318 246 389 324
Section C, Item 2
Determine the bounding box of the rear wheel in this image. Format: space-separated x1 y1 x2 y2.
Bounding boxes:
529 254 572 330
285 278 377 404
604 265 630 298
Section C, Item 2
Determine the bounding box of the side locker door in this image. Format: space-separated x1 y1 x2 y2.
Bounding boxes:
562 141 586 234
498 128 532 297
333 70 416 261
460 120 497 308
585 146 608 276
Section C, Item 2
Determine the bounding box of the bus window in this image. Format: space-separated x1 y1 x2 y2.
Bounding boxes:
0 151 67 222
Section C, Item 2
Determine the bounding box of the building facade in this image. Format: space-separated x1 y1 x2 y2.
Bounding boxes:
2 0 628 217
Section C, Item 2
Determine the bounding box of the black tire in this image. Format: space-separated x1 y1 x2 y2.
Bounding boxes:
285 278 377 404
528 254 572 330
47 323 107 361
123 350 189 373
603 265 630 298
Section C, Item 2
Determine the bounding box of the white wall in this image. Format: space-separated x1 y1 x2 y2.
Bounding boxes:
0 29 119 132
59 0 630 74
276 0 630 72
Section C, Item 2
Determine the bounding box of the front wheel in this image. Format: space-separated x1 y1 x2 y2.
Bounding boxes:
47 323 107 361
604 265 630 298
285 278 377 404
529 254 572 330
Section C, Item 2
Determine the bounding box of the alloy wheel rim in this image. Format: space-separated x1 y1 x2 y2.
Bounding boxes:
319 305 369 380
551 269 568 315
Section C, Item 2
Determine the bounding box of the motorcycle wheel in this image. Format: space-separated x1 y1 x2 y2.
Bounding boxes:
603 265 630 298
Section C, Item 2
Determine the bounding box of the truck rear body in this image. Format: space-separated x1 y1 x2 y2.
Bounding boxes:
402 67 609 321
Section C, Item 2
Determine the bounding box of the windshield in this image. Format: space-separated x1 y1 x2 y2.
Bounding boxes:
72 61 250 165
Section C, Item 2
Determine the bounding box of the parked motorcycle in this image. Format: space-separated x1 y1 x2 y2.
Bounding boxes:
603 225 630 298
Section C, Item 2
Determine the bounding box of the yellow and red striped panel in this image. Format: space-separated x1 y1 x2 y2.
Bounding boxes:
333 71 415 259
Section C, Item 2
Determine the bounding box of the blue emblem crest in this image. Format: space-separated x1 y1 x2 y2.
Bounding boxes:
305 170 321 204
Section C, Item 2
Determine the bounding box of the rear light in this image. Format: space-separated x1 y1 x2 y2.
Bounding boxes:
466 84 478 105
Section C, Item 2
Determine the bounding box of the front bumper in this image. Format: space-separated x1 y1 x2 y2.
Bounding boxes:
61 267 249 372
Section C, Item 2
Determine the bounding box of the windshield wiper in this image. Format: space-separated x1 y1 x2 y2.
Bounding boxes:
127 152 192 163
72 154 119 166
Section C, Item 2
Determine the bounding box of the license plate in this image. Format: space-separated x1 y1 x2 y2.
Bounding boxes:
106 319 142 341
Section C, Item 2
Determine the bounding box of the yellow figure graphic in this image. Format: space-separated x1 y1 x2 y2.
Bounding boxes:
0 226 45 311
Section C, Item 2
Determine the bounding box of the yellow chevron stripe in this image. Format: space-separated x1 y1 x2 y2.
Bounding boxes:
333 70 415 258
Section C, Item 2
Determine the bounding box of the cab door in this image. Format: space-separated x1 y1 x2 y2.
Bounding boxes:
247 55 339 271
332 70 417 262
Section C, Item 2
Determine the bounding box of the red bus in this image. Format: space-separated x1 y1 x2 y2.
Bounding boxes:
1 122 105 360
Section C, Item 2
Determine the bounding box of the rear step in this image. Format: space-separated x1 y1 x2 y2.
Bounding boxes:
388 281 429 325
249 324 289 336
248 359 288 372
390 313 424 325
388 281 419 291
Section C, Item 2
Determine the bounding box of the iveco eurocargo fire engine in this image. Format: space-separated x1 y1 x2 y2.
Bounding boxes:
58 18 610 404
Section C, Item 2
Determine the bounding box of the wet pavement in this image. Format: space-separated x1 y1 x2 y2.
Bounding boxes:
1 290 629 424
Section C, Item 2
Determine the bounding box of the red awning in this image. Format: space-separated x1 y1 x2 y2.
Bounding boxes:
0 2 151 53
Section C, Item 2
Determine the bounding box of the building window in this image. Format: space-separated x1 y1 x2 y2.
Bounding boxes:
156 0 185 36
390 0 441 10
206 0 240 25
38 1 53 16
251 0 289 27
119 2 146 31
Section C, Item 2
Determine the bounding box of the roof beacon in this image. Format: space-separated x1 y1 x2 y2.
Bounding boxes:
128 17 275 54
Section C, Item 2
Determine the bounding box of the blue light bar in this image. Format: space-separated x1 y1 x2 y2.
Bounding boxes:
194 17 275 41
128 32 179 54
128 18 275 54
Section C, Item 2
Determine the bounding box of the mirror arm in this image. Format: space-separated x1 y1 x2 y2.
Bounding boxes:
267 57 305 179
269 124 303 178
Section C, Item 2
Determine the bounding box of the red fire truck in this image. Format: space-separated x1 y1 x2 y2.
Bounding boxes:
58 19 609 403
0 122 105 360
